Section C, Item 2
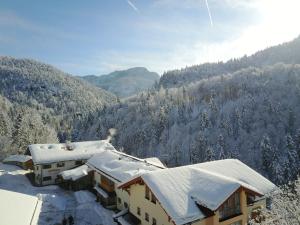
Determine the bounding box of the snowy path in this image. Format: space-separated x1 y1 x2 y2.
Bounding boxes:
0 163 117 225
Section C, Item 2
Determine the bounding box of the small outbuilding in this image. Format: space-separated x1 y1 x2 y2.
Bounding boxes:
3 155 33 170
58 164 93 191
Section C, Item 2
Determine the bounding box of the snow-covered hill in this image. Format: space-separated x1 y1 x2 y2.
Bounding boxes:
80 67 159 98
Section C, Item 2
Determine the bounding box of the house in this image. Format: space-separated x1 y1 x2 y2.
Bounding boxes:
118 159 276 225
58 164 93 191
3 154 33 170
86 150 166 210
0 189 42 225
28 140 115 186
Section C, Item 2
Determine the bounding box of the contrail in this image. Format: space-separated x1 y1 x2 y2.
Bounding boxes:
127 0 139 13
205 0 213 27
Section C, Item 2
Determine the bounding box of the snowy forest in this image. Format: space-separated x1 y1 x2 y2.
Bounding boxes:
1 37 300 187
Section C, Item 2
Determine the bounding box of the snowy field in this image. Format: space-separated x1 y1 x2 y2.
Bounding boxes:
0 163 117 225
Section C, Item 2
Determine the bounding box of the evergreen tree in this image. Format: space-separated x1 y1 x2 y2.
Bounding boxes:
261 135 277 180
204 146 215 162
285 134 299 181
217 134 226 159
191 131 207 163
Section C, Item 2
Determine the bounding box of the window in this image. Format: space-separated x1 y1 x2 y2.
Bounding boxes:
42 164 51 169
124 202 128 208
118 198 121 204
75 160 83 165
57 162 65 167
137 207 141 215
152 218 157 225
145 212 149 222
219 192 241 221
145 186 150 200
151 192 156 204
43 176 52 181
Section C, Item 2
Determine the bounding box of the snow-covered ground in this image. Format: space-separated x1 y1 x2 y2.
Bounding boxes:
0 163 117 225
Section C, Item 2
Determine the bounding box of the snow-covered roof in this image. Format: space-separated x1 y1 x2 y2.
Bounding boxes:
87 150 164 183
3 154 32 163
59 164 91 181
29 140 115 164
143 157 166 168
121 159 276 225
0 189 41 225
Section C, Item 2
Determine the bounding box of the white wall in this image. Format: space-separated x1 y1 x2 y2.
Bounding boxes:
34 160 87 185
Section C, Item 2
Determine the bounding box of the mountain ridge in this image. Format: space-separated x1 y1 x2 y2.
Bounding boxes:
80 67 159 98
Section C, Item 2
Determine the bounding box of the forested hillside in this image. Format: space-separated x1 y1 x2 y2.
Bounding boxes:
0 57 117 158
74 64 300 185
0 57 116 113
0 95 58 157
80 67 159 98
160 36 300 88
1 38 300 185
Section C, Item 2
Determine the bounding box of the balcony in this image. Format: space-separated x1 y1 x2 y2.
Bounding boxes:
219 206 242 222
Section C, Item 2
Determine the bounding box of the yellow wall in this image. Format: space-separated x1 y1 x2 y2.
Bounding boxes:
126 184 267 225
94 171 129 211
116 188 130 210
129 183 174 225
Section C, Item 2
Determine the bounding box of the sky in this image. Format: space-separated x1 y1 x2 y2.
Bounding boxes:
0 0 299 76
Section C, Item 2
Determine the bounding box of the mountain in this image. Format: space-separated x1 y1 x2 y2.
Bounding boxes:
74 36 300 185
80 67 159 97
0 56 117 157
160 35 300 88
0 57 116 113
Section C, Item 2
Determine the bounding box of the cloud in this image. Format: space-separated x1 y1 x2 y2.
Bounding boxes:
126 0 139 13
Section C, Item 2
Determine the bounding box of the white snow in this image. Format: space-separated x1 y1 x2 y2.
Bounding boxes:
94 185 109 198
74 190 96 204
138 159 276 225
143 157 166 168
29 140 115 164
116 216 132 225
0 163 117 225
0 189 41 225
113 208 129 219
192 159 276 195
3 154 32 163
87 150 164 183
59 164 91 181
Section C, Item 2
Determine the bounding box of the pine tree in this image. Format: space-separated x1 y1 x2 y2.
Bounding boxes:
285 134 299 181
204 146 215 162
191 131 207 163
261 135 277 180
217 134 226 159
295 129 300 159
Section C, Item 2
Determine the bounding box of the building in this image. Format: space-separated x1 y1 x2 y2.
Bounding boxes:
86 150 166 210
118 159 276 225
28 140 115 186
0 189 42 225
58 164 94 191
3 154 33 170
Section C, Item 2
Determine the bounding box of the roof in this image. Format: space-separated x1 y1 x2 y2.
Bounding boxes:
87 150 165 183
120 159 276 225
59 164 91 181
143 157 166 168
29 140 115 164
0 189 41 225
3 154 32 163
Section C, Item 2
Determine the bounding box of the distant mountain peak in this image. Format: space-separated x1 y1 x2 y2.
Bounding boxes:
80 67 159 98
